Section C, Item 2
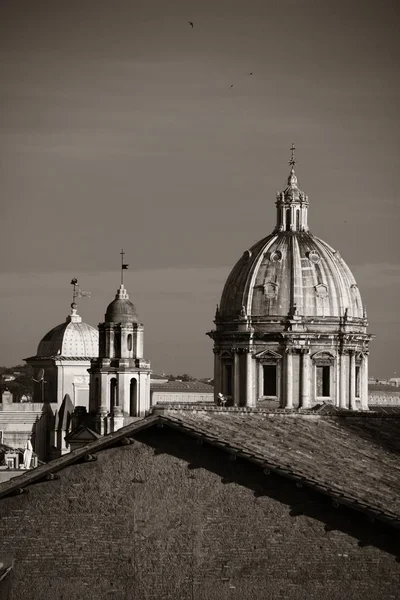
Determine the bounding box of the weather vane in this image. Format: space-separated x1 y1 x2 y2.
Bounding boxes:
289 142 296 167
120 249 129 285
70 278 91 305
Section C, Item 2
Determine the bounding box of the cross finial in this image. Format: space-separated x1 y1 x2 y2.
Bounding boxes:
289 143 296 167
120 249 129 285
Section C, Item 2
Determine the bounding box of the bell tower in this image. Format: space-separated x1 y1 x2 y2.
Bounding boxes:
89 252 151 434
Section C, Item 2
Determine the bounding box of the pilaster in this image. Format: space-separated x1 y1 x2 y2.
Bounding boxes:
361 353 369 410
349 350 357 410
233 350 240 406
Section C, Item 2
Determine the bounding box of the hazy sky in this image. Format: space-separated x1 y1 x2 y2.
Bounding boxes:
0 0 399 378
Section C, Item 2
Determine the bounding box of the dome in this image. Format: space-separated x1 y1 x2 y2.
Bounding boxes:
105 284 139 324
220 231 364 320
36 306 99 358
219 159 365 322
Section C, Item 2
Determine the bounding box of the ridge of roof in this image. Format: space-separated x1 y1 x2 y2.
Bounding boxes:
0 412 399 532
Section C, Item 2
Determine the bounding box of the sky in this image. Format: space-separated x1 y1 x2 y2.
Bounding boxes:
0 0 399 378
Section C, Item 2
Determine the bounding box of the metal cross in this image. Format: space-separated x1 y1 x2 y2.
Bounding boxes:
121 249 125 285
289 143 296 167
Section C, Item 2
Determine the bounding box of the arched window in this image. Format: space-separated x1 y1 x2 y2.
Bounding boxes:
295 209 300 230
114 332 120 357
130 378 138 416
127 334 132 352
285 208 291 231
110 378 117 407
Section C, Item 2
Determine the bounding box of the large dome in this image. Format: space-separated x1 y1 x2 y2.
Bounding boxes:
219 161 364 323
36 306 99 358
220 231 363 320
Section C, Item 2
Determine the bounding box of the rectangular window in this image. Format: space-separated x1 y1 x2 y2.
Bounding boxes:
316 366 330 397
263 365 277 396
224 364 233 396
355 366 361 398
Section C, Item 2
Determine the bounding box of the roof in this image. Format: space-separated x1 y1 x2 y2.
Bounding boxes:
0 410 399 530
105 284 139 324
219 231 364 320
33 306 99 359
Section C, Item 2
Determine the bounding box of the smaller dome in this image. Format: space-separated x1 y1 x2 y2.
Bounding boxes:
105 285 139 324
36 306 99 358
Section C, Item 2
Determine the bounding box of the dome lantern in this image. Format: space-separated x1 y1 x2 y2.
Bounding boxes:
274 143 309 233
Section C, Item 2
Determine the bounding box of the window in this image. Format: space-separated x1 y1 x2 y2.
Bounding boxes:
295 210 300 230
263 365 277 396
285 208 291 231
355 366 361 397
316 366 330 397
110 378 117 407
127 334 133 352
224 364 233 396
130 378 137 416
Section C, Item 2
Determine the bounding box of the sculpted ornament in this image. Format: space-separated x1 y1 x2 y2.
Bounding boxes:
74 375 90 384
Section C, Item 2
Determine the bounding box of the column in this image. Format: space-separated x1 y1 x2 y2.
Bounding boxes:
339 352 347 409
349 351 356 410
300 349 311 408
361 353 369 410
335 353 340 408
258 363 263 399
233 350 240 406
246 350 255 407
214 350 221 402
285 349 293 409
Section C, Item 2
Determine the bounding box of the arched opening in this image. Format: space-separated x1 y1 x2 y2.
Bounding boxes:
114 332 120 357
127 334 133 352
110 378 117 408
222 363 233 397
285 208 291 231
295 209 300 231
130 378 138 416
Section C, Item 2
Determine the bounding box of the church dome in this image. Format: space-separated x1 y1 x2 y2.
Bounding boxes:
220 232 363 320
36 304 99 358
219 157 365 322
105 284 139 323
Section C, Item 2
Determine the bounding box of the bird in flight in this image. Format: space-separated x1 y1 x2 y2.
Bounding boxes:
188 21 194 28
230 84 234 88
249 72 253 75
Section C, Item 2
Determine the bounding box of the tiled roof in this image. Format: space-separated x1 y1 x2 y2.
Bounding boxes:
0 411 399 530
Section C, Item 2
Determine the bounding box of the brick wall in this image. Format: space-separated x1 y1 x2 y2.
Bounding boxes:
0 427 399 600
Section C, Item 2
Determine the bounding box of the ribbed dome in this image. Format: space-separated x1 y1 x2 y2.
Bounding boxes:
37 306 99 358
220 232 363 320
105 284 139 324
